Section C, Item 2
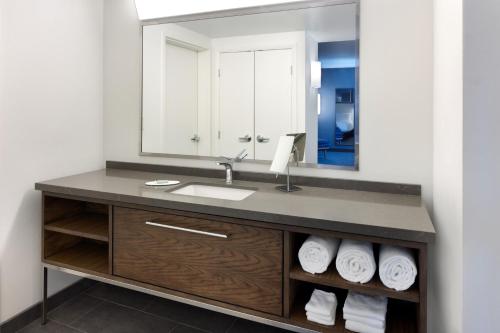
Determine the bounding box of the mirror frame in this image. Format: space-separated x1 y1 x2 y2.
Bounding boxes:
139 0 360 171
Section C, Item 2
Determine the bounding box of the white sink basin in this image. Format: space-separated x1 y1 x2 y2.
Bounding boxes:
170 184 256 201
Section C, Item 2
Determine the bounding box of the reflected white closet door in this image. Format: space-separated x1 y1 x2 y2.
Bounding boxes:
254 49 293 160
218 52 255 159
164 42 198 155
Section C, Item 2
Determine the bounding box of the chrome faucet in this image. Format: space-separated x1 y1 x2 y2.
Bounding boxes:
217 149 248 184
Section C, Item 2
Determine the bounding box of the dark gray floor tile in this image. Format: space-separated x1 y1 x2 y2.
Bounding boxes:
17 320 79 333
48 294 102 325
170 325 207 333
227 319 292 333
85 283 155 310
72 301 176 333
144 298 235 333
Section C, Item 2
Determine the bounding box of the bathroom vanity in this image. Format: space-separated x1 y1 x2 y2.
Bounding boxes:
35 162 435 333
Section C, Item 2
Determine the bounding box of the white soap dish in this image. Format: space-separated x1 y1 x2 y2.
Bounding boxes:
145 180 180 186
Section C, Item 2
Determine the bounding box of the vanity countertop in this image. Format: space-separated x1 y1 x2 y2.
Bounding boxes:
35 167 435 243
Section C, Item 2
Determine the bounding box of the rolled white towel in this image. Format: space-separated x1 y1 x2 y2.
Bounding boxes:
335 239 376 283
345 320 385 333
378 245 417 291
343 291 388 323
298 235 340 274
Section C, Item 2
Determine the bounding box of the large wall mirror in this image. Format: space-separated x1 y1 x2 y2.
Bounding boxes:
141 1 359 169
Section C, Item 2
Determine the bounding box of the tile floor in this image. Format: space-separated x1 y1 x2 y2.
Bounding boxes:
17 282 293 333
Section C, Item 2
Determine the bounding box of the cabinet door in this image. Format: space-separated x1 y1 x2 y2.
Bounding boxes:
254 49 293 160
113 207 283 316
218 52 255 158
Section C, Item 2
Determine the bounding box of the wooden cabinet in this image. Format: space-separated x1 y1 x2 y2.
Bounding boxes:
113 207 283 315
40 193 428 333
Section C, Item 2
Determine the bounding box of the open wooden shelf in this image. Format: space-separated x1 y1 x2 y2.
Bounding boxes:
289 264 419 303
44 241 108 275
289 292 417 333
45 213 109 242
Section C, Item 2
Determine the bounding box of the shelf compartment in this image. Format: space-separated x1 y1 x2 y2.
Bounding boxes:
290 264 419 303
289 288 417 333
44 241 109 275
45 213 109 242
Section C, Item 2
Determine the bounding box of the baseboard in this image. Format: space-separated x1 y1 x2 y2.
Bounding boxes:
0 278 96 333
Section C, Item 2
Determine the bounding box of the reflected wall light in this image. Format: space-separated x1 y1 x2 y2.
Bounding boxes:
311 61 322 89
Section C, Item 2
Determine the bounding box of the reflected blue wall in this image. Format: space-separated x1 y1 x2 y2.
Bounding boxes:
318 68 355 147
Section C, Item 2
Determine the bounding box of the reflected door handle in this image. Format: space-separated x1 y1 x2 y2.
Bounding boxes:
256 135 270 143
238 135 252 142
190 134 200 142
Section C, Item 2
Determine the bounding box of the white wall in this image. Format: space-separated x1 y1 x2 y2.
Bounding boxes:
0 0 104 323
431 1 463 332
463 0 500 332
104 0 434 205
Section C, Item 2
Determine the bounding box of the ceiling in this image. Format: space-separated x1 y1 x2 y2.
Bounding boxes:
176 4 357 42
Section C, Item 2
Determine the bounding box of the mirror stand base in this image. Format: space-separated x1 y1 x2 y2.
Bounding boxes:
275 184 301 193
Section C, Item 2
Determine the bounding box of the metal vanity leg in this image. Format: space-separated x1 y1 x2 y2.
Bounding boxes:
42 267 47 325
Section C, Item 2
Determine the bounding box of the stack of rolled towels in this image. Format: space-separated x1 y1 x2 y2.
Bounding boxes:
343 291 388 333
305 289 338 326
298 235 418 291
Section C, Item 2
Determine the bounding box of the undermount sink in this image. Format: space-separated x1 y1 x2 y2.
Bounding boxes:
170 183 256 201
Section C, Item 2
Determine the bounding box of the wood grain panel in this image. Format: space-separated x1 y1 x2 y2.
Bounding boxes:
113 207 283 316
44 196 84 223
44 231 81 258
44 241 108 275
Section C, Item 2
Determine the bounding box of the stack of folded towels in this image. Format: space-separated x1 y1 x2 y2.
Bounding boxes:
379 244 417 291
336 239 376 283
305 289 338 326
298 235 340 274
343 291 388 333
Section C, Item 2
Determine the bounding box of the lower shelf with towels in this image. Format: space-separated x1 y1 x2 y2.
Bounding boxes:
288 284 417 333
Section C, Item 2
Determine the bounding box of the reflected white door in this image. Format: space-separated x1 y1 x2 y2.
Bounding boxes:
254 49 293 160
218 52 255 158
164 42 198 155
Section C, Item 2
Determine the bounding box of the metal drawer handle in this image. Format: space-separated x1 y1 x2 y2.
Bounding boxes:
145 221 228 239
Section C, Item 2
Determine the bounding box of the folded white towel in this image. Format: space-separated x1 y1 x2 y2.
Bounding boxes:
298 235 340 274
343 291 388 323
306 312 335 326
335 239 376 283
305 289 338 317
345 320 385 333
378 245 417 291
344 313 385 329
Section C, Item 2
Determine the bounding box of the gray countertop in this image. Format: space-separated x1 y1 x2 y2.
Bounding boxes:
35 168 435 243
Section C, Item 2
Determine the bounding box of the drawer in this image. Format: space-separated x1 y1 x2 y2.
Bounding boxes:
113 207 283 316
